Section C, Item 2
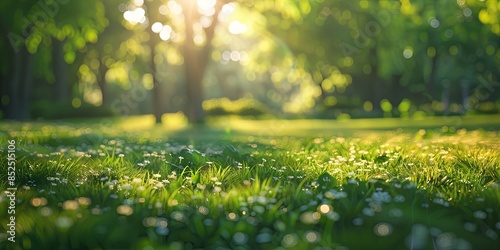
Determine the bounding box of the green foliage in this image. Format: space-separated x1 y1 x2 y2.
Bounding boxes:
203 98 271 117
31 100 116 119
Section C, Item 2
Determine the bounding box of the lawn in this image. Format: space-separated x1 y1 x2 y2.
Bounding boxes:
1 115 500 249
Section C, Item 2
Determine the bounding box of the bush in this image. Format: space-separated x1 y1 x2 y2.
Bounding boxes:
31 100 116 119
203 98 271 117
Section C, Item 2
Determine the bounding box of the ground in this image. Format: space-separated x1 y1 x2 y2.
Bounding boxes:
0 115 499 249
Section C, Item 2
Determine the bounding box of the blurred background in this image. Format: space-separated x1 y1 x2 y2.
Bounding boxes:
1 0 499 123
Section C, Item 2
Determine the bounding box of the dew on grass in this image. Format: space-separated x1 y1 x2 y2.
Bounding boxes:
30 197 48 207
318 204 332 214
404 182 417 189
405 224 428 249
281 233 299 247
117 205 133 216
473 210 487 219
155 227 170 236
171 211 185 221
227 212 237 221
91 208 102 215
256 232 273 243
55 216 73 229
362 207 375 216
432 198 450 207
393 195 405 203
485 229 498 240
300 211 321 224
253 205 265 214
40 207 52 216
326 211 340 221
347 178 358 184
374 222 393 237
304 230 320 243
143 217 157 227
389 208 403 217
246 216 258 225
464 222 477 232
63 200 79 210
233 232 248 245
122 199 134 206
352 217 364 226
367 191 391 206
203 218 215 226
429 227 442 237
198 206 209 215
436 232 456 249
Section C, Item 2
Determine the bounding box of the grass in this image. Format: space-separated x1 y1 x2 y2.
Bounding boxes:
1 115 500 249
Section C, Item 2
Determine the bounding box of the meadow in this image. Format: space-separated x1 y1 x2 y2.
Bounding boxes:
1 115 500 249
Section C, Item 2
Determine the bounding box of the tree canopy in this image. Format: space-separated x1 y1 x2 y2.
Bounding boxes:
1 0 499 121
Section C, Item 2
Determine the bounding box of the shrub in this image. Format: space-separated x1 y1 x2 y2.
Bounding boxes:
203 98 271 117
31 100 116 119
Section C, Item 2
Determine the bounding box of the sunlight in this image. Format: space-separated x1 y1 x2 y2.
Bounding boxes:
197 0 216 16
167 0 182 15
193 34 205 45
151 22 163 33
133 0 144 7
123 7 146 24
159 25 173 41
159 5 168 15
222 3 236 14
228 21 247 34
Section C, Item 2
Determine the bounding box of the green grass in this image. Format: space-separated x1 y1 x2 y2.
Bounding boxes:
1 115 500 249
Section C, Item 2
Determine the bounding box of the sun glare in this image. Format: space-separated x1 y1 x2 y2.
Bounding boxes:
123 7 146 24
228 21 247 35
197 0 216 16
160 25 173 41
133 0 144 7
167 0 182 15
151 22 163 33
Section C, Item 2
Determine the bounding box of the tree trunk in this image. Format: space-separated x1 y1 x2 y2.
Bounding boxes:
0 18 12 118
150 41 162 124
181 1 222 124
461 79 470 112
21 50 35 120
441 79 450 112
427 51 439 100
142 0 164 124
97 59 108 106
6 46 34 120
52 39 69 103
4 47 22 120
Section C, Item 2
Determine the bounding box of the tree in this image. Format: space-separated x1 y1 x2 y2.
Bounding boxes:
1 0 108 120
179 0 226 123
